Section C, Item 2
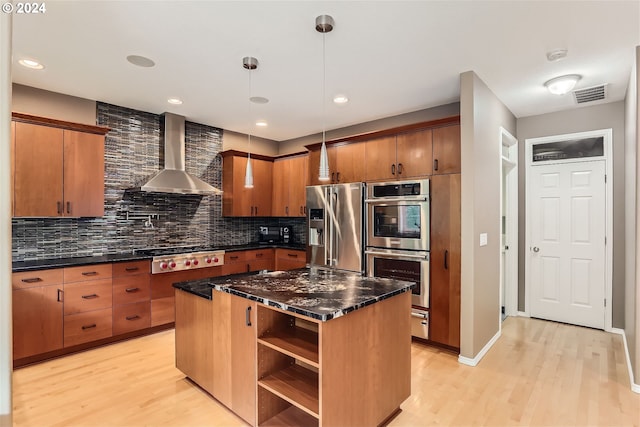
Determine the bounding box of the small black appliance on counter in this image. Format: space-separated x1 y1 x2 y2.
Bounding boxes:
259 226 293 244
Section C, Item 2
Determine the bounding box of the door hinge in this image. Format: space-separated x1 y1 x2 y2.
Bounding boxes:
605 236 607 245
605 174 607 183
604 298 607 307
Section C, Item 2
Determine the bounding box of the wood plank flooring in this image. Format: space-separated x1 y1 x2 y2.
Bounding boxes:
12 317 640 427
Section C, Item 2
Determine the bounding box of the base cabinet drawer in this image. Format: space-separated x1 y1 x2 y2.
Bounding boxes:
63 279 113 315
151 296 175 326
63 264 112 283
64 308 112 347
113 275 150 306
113 302 151 335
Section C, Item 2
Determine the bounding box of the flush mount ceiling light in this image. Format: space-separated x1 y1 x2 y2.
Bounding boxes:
250 96 269 104
316 14 335 182
546 49 568 62
126 55 155 68
256 120 268 127
333 94 349 104
544 74 581 95
18 58 44 70
167 98 183 105
243 56 259 189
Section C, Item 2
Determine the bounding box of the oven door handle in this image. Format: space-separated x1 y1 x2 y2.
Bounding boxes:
365 197 428 204
365 250 429 260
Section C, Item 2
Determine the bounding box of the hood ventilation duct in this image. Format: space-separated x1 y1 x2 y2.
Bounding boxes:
131 113 222 196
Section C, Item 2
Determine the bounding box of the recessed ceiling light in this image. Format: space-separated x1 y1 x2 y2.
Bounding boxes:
18 58 44 70
255 120 268 127
333 95 349 104
167 98 183 105
126 55 155 68
544 74 581 95
546 49 568 62
250 96 269 104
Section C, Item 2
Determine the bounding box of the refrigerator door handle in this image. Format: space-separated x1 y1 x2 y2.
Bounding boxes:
332 189 339 265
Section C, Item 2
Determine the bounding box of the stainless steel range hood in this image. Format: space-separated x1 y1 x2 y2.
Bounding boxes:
131 113 222 195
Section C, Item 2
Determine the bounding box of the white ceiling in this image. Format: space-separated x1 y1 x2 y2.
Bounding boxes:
11 1 640 142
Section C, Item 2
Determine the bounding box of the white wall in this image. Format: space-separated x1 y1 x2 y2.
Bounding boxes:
1 11 13 427
459 71 516 360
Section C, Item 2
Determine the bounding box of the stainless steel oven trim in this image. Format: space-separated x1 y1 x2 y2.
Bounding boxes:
365 196 429 203
365 248 429 308
366 199 430 251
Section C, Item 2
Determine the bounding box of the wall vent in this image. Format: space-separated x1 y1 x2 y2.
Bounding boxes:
573 84 607 104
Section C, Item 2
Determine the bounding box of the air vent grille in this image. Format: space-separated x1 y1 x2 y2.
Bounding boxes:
573 84 607 104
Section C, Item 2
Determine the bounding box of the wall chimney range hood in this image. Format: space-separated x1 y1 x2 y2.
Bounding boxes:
131 113 222 196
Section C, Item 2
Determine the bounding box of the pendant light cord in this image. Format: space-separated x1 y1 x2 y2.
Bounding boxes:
322 31 326 146
248 64 252 160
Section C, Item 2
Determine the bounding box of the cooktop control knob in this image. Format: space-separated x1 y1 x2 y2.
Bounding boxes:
184 260 191 267
213 257 219 263
160 262 168 270
192 259 199 266
169 261 176 269
205 257 212 264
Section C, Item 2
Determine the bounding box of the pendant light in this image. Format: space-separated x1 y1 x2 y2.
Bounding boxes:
316 15 334 182
243 56 258 188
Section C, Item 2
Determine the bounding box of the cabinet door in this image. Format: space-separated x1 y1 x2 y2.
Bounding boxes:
364 136 396 181
14 122 64 217
272 159 290 217
252 158 273 217
13 285 63 359
288 155 308 217
223 156 252 216
275 249 307 270
63 130 105 217
212 290 233 408
396 129 433 178
308 146 337 185
335 142 365 183
429 174 461 348
432 124 461 175
231 295 257 426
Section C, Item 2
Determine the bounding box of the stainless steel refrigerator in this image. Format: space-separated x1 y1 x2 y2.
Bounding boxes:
306 182 364 273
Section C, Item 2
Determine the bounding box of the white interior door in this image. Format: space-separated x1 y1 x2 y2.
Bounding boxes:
529 160 605 329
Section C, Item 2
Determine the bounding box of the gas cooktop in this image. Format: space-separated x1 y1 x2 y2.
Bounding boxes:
135 246 224 274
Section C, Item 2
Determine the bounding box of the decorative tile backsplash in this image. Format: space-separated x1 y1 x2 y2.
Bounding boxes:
12 103 305 261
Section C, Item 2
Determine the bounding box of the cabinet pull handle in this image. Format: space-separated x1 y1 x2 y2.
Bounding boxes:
125 267 139 272
81 271 98 276
82 324 97 330
57 201 62 215
331 172 335 182
255 206 258 216
336 172 340 182
256 253 263 258
444 250 449 270
246 263 250 272
250 206 254 216
398 163 403 174
287 253 298 258
391 164 396 175
81 294 99 299
230 255 239 260
434 159 439 171
285 206 289 215
300 206 303 215
245 306 252 326
125 287 140 293
21 277 43 283
66 201 71 214
57 289 63 302
126 315 141 321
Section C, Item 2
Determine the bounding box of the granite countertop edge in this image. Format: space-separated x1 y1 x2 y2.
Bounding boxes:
12 243 307 272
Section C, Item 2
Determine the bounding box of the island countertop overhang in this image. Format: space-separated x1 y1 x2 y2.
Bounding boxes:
173 267 415 321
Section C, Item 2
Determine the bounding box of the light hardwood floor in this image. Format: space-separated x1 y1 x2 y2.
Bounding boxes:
12 317 640 427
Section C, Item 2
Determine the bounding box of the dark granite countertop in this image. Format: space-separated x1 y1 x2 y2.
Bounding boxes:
12 242 307 272
173 268 415 321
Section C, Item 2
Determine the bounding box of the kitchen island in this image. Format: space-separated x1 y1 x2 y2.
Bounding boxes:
173 268 414 427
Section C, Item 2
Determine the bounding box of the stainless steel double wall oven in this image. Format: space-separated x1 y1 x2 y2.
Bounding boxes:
365 179 430 338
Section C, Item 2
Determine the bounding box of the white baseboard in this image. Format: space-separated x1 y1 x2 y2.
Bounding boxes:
458 330 501 367
610 328 640 394
517 311 529 317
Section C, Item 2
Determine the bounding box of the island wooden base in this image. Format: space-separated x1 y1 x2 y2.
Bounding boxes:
175 289 412 427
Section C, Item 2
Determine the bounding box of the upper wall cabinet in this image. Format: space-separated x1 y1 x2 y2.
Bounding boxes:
273 154 308 217
365 129 433 181
222 151 273 217
308 142 366 186
12 114 109 218
432 124 461 175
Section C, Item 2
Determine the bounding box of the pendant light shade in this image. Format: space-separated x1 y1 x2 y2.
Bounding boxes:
316 15 334 182
243 56 258 188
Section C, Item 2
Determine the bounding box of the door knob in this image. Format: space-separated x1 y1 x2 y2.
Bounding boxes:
532 246 540 253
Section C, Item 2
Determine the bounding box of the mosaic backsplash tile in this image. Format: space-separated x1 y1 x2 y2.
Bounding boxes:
12 103 305 261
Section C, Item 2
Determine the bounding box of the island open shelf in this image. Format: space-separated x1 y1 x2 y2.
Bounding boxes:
257 307 319 367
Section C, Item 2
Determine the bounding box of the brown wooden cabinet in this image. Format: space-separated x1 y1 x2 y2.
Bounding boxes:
222 249 274 275
274 249 306 271
429 174 461 348
272 154 308 217
222 152 273 217
112 260 151 335
308 143 364 185
12 117 107 217
432 124 461 175
12 269 64 360
365 130 432 181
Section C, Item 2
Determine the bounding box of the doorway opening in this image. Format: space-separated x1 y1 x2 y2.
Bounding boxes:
500 128 518 325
